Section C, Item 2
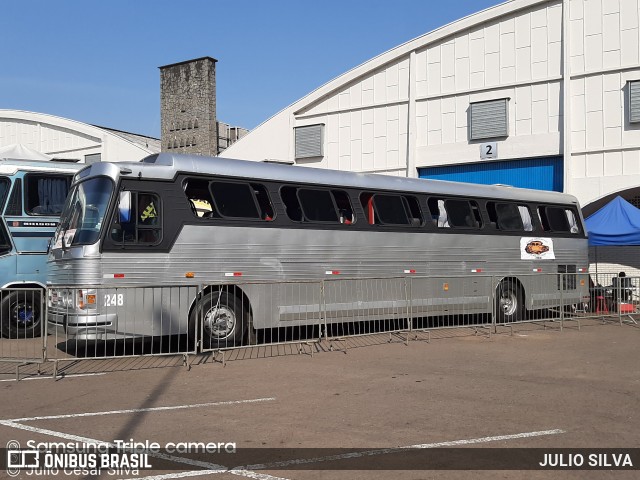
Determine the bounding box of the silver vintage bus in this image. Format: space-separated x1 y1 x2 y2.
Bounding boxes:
47 153 589 348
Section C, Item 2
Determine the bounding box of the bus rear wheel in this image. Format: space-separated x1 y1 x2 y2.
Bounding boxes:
190 291 247 350
496 281 523 323
1 290 42 339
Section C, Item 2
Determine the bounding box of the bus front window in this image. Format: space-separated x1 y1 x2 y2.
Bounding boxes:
54 177 113 247
0 177 12 255
0 177 9 211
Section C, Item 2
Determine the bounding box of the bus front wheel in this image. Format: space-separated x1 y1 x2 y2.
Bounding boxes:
190 291 247 350
1 290 43 339
496 281 523 324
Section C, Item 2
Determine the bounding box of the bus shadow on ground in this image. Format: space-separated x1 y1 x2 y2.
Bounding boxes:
51 315 494 359
53 335 192 358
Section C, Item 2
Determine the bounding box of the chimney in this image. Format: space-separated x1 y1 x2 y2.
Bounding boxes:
159 57 218 156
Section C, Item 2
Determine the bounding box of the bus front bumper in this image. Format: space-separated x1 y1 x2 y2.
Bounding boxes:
47 311 119 340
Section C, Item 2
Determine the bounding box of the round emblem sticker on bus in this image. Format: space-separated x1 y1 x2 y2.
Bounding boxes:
525 240 549 255
521 237 555 260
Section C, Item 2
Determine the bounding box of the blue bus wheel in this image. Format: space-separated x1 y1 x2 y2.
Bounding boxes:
1 291 42 339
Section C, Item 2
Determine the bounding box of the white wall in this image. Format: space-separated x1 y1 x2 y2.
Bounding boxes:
222 0 640 210
414 0 563 169
567 0 640 208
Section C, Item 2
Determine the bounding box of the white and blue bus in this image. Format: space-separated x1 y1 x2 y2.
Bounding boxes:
0 160 80 338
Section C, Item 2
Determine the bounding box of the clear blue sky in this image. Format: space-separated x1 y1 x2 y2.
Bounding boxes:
0 0 500 138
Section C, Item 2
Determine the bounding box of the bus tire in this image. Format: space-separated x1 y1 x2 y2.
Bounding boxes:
190 291 247 350
496 281 523 323
0 290 42 339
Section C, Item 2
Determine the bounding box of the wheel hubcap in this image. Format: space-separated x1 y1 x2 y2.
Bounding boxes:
11 302 37 328
203 305 236 339
500 292 517 316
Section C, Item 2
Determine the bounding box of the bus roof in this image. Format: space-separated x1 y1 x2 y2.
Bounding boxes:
0 159 82 176
80 153 580 206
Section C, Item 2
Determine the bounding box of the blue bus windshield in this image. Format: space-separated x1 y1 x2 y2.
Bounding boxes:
54 177 113 247
0 176 9 211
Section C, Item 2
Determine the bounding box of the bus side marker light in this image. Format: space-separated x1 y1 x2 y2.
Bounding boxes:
185 272 195 278
580 279 585 286
532 268 542 272
404 269 416 274
225 272 243 277
471 269 483 273
443 283 449 291
325 271 340 275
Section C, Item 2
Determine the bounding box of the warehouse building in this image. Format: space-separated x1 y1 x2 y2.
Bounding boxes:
0 109 160 163
220 0 640 217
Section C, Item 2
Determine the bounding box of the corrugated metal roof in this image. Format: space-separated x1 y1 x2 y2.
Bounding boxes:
97 126 161 154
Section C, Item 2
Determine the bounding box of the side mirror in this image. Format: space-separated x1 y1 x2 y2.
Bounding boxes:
118 191 131 224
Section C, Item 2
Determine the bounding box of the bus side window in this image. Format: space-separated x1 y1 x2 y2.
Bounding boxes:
470 202 483 228
427 198 449 228
539 206 571 232
487 202 523 231
332 190 354 225
297 188 339 223
281 186 303 222
111 191 161 244
252 184 274 221
359 193 419 227
210 182 260 219
518 205 533 231
442 199 482 229
183 178 216 218
565 209 581 234
373 194 409 225
25 174 71 215
402 196 424 226
359 193 376 225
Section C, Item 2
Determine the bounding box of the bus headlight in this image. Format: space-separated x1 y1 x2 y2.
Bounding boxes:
48 289 74 308
77 289 97 310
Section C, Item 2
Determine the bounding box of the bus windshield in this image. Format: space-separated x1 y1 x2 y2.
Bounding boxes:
0 176 9 211
54 177 113 247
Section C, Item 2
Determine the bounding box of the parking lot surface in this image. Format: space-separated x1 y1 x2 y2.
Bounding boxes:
0 319 638 479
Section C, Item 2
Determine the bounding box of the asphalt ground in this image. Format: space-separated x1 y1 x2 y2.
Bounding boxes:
0 317 639 480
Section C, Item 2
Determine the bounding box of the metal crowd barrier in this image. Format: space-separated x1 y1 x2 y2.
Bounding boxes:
0 274 637 375
45 285 200 368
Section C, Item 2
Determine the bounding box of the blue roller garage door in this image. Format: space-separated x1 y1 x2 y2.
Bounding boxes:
418 156 563 192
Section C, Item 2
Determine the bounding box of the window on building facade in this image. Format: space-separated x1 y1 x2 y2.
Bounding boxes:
629 81 640 124
85 153 101 164
469 99 509 140
294 124 324 159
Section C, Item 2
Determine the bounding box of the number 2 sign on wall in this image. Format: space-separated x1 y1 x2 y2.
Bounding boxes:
480 142 498 160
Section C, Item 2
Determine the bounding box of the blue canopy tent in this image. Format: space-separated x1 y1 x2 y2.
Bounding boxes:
585 196 640 246
585 197 640 312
